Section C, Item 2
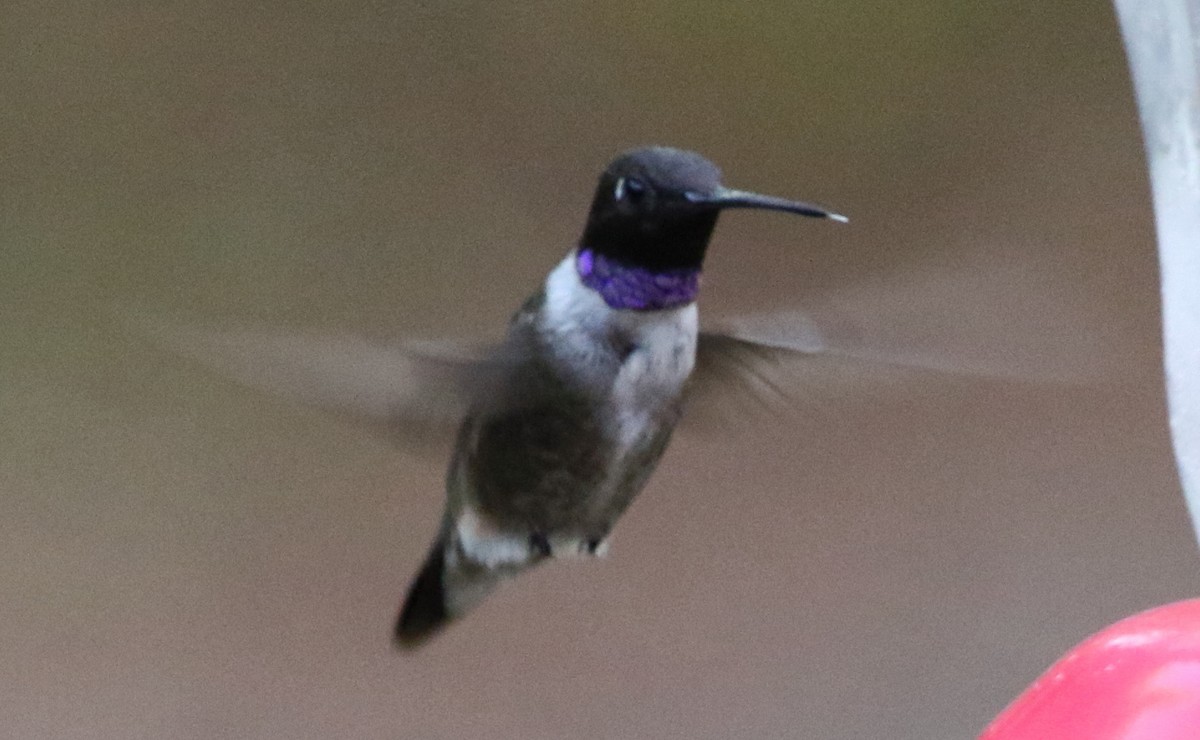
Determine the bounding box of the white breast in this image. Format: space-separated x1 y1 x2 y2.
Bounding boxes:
542 253 698 448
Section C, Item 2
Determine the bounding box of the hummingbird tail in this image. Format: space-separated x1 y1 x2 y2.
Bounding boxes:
394 538 451 649
393 536 507 649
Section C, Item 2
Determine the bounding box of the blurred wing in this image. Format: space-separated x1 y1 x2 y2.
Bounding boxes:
131 315 499 451
687 327 902 434
687 308 1067 433
708 307 1101 383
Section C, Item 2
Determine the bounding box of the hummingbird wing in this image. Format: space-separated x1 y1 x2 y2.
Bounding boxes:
687 327 896 432
129 315 502 452
687 308 1083 433
131 304 1092 448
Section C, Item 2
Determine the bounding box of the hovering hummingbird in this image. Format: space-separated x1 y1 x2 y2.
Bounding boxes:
392 147 846 647
133 146 855 649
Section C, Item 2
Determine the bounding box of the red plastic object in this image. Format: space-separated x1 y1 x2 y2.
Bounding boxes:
981 599 1200 739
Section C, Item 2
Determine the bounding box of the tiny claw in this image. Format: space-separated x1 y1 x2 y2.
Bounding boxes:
529 532 552 558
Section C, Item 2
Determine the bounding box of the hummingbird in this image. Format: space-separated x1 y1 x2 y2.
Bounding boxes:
129 148 1096 651
391 146 846 647
130 145 853 649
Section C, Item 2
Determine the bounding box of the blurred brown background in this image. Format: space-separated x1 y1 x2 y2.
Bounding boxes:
3 2 1198 738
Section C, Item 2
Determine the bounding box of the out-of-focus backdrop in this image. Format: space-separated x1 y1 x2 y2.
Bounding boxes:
3 2 1197 738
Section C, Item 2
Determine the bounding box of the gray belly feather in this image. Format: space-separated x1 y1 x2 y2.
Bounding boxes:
458 332 687 541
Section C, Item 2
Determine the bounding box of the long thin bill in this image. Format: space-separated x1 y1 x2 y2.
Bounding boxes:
687 187 849 222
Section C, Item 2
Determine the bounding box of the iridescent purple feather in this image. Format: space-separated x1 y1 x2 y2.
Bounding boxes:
576 248 700 311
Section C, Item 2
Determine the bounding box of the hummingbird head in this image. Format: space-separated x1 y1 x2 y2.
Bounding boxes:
578 146 845 274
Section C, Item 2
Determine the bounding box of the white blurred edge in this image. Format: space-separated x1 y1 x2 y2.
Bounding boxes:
1116 0 1200 544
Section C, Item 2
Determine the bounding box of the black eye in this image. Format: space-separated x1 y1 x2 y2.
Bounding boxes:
615 176 647 203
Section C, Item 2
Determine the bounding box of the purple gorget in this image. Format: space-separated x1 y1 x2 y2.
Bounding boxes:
575 248 701 311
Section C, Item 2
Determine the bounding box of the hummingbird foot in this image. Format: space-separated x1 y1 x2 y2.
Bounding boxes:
528 532 553 559
541 533 610 559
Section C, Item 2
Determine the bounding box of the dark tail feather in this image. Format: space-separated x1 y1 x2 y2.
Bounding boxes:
394 539 450 649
